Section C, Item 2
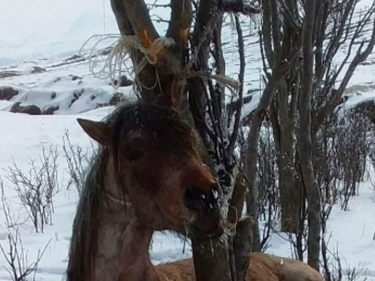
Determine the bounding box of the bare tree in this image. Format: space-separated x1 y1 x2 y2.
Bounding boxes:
0 180 51 281
256 124 278 251
62 130 94 196
102 1 263 280
242 0 375 271
304 1 375 269
5 146 59 233
263 0 303 234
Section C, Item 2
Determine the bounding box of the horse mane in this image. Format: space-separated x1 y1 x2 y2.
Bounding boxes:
66 147 108 281
66 101 199 281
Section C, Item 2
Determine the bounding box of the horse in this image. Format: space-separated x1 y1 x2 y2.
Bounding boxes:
66 101 323 281
149 252 324 281
66 101 224 281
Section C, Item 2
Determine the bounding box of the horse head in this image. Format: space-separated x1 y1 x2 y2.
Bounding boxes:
77 102 224 240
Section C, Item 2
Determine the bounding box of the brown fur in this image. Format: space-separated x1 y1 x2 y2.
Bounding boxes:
67 102 223 281
247 252 324 281
154 252 324 281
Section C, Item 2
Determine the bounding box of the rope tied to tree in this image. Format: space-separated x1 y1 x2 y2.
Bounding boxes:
80 34 175 90
224 205 238 236
80 34 240 96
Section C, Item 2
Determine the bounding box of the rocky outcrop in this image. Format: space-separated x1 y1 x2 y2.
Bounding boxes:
0 87 18 100
10 102 42 115
42 105 59 115
109 92 127 106
31 66 46 74
112 75 133 87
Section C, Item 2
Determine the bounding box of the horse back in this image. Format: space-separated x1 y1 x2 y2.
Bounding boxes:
248 252 324 281
156 257 278 281
155 252 323 281
156 259 196 281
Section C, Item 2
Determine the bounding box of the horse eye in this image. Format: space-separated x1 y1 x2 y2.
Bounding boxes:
127 150 144 162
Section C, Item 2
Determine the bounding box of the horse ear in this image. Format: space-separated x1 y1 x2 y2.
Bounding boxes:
77 118 112 146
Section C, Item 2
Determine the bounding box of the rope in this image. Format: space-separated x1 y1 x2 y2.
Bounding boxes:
79 34 240 96
79 34 175 90
224 205 238 236
183 71 240 96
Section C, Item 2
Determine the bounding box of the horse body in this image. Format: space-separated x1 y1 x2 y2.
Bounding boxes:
154 253 324 281
67 102 322 281
247 252 324 281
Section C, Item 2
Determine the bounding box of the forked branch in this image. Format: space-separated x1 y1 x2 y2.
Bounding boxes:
122 0 159 46
110 0 134 35
167 0 193 48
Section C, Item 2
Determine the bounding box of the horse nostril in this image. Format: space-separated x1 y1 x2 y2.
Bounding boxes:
183 186 202 211
183 185 220 213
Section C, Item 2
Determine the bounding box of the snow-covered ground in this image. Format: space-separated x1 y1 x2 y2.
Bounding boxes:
0 0 375 280
0 106 374 281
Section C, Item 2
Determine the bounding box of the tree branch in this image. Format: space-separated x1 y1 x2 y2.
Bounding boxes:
279 0 300 31
120 0 184 81
110 0 134 35
110 0 189 107
219 0 261 15
245 46 300 217
314 9 375 131
167 0 193 48
227 15 245 157
261 0 275 69
270 0 281 61
122 0 159 46
299 0 320 270
189 3 240 281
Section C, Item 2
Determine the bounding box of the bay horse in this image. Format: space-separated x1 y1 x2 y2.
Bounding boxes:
66 101 323 281
66 101 223 281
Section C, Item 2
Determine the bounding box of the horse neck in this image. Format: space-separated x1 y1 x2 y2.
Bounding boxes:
92 155 159 281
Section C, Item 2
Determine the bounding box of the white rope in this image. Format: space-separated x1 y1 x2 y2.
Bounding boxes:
79 34 175 90
79 34 240 97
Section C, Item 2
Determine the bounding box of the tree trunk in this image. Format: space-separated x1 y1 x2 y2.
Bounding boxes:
270 84 300 234
233 216 253 281
110 0 187 108
278 148 300 234
299 0 321 271
110 1 241 280
188 3 234 280
265 0 302 234
245 47 300 253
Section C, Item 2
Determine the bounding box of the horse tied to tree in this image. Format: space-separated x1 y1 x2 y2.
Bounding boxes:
66 101 323 281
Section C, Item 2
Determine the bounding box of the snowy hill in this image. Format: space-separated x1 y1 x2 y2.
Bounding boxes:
0 56 137 115
0 0 375 280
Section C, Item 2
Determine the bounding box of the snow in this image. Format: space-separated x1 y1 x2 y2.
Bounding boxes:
327 181 375 278
0 0 118 65
265 180 375 280
0 0 375 280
